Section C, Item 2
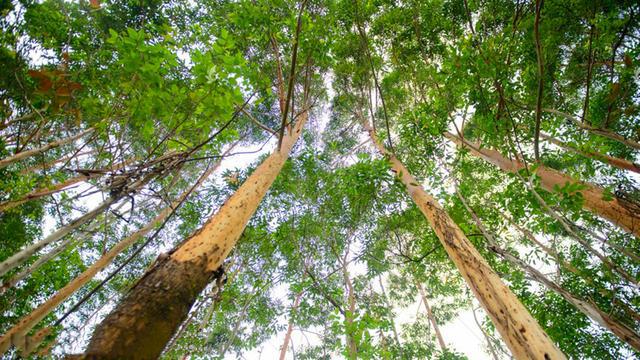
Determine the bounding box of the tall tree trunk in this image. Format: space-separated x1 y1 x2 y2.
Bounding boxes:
415 281 447 351
364 120 565 359
80 110 308 358
540 133 640 174
471 305 501 360
0 167 158 278
0 153 229 354
339 243 358 360
457 192 640 351
541 108 640 151
378 276 401 350
0 157 135 213
0 202 127 294
0 128 94 169
444 132 640 238
279 291 303 360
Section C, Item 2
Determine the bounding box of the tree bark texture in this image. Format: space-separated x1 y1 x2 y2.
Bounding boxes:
365 122 565 359
80 111 308 358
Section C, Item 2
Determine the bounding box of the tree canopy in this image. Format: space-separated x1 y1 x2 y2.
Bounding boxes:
0 0 639 358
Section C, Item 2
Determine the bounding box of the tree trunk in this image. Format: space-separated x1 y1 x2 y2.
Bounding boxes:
0 202 126 294
80 110 308 358
279 291 303 360
377 276 401 350
0 153 228 354
364 121 565 359
444 131 640 238
415 281 447 351
0 157 135 213
471 305 501 360
541 108 640 151
0 128 94 169
457 192 640 351
0 168 157 278
19 149 95 175
540 133 640 174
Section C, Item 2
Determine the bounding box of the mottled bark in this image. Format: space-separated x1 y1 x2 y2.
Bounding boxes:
80 110 308 358
365 121 565 359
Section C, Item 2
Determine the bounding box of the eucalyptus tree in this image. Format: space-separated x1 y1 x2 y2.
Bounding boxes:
1 0 639 358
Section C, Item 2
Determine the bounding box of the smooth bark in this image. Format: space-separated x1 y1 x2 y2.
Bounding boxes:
0 128 94 169
444 132 640 237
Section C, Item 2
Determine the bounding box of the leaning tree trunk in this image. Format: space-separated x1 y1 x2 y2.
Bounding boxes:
278 291 303 360
0 128 94 169
415 281 447 351
540 133 640 174
0 202 127 294
457 192 640 351
80 110 308 358
0 157 135 213
0 154 208 354
364 120 565 359
444 132 640 238
0 166 158 278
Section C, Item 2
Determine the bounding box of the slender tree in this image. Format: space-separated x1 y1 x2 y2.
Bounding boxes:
364 116 565 359
444 132 640 237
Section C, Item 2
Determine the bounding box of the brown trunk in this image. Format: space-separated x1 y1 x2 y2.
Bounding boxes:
540 133 640 174
365 122 565 359
458 192 640 351
0 155 227 354
278 291 303 360
415 281 447 351
80 110 308 358
444 132 640 238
